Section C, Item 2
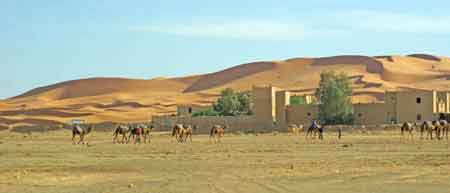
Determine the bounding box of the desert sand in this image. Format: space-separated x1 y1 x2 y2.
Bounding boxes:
0 131 449 193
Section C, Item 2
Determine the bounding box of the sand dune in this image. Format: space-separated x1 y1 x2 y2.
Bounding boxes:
2 53 450 127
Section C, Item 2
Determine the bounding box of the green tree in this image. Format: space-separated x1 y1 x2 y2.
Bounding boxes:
211 88 253 116
213 88 240 116
315 70 353 124
237 92 253 115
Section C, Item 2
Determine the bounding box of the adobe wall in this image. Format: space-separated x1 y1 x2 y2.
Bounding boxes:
353 103 387 125
252 86 276 122
152 115 276 134
395 91 436 123
275 90 290 126
286 104 319 126
177 105 210 116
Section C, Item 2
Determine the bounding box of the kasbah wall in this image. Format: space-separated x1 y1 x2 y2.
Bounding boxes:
152 85 450 134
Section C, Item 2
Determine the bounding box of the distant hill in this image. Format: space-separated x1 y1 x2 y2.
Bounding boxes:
2 53 450 126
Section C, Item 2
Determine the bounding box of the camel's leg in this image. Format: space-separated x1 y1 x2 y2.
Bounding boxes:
81 134 86 144
446 128 448 140
410 130 414 141
113 134 118 144
401 128 404 139
189 134 192 142
78 134 83 144
438 129 442 140
72 134 76 145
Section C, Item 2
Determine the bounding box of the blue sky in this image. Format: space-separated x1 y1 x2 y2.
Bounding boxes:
1 0 450 99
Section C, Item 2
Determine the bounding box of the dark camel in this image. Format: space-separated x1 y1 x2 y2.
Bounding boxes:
72 125 93 145
113 125 132 144
306 121 321 139
401 122 416 140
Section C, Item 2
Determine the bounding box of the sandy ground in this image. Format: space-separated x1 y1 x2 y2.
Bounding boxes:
0 130 449 193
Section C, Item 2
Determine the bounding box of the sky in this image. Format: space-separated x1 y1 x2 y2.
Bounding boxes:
1 0 450 99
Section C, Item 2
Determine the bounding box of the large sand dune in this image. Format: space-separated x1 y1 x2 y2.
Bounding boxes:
2 54 450 126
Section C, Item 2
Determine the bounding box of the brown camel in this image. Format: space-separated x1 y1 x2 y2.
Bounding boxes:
113 125 131 144
439 120 449 140
288 124 303 136
421 121 436 140
179 124 196 143
130 124 146 144
210 125 226 143
72 125 93 145
171 124 185 142
143 125 154 144
401 122 416 140
432 120 443 140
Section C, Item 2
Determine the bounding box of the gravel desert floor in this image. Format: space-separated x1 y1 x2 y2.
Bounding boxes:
0 130 449 193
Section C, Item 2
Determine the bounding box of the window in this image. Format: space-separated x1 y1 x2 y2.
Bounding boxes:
358 113 362 117
417 114 422 121
416 97 421 104
307 112 311 116
188 107 192 114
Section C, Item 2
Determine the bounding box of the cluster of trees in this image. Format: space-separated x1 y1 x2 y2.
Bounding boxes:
315 70 353 124
192 88 253 117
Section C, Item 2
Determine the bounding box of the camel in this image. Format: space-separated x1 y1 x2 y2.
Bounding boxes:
179 124 196 143
72 124 93 145
439 120 449 140
421 121 436 140
130 124 146 144
210 125 226 143
171 124 185 142
288 124 303 136
432 120 443 140
143 124 154 144
113 125 132 144
306 121 321 139
401 122 416 140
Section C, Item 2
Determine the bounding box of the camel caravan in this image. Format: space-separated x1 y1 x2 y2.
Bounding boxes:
69 118 449 145
111 124 154 144
401 120 449 140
